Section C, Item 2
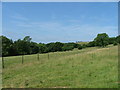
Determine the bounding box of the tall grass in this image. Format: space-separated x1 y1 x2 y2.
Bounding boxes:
2 46 118 88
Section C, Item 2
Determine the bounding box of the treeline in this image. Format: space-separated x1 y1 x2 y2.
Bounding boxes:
1 33 120 57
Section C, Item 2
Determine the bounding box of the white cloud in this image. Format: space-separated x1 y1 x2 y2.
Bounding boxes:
8 11 117 43
11 19 118 42
11 13 28 21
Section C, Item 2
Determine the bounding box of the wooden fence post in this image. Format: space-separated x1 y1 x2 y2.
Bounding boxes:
2 57 4 69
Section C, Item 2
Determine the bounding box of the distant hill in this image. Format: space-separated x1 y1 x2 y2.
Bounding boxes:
76 41 89 45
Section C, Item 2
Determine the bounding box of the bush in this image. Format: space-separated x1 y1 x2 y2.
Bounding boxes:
87 41 95 47
78 45 83 50
94 33 109 47
113 42 118 46
62 43 74 51
82 44 87 48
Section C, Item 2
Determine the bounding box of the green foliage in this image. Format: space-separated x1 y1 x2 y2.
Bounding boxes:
38 43 48 53
78 44 83 50
62 43 74 51
30 42 39 54
52 42 64 52
46 42 56 52
82 44 87 48
108 37 116 44
1 36 39 56
67 42 78 48
62 46 74 51
113 41 117 46
23 36 32 42
94 33 109 47
116 35 120 44
14 38 31 55
1 33 120 57
1 36 14 56
87 41 95 47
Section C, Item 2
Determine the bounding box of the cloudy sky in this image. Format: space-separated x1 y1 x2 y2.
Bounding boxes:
2 2 118 43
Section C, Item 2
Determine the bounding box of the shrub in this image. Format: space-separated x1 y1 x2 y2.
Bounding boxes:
113 42 118 46
78 45 83 50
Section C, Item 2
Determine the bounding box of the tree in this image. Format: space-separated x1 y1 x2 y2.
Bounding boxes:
62 43 74 51
116 35 120 44
1 36 13 56
46 42 56 52
53 42 64 51
94 33 109 47
14 39 26 55
87 41 95 47
66 42 78 48
108 37 116 44
23 36 32 42
30 42 39 54
113 41 118 46
14 36 32 55
2 33 119 57
38 43 48 53
46 42 64 52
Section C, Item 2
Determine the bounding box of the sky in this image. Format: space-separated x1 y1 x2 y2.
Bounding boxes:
2 2 118 43
2 0 119 2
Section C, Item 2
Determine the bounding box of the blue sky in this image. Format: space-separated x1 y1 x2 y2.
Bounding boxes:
2 2 118 43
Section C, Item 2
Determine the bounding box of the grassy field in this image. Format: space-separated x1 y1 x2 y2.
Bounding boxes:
76 41 89 45
2 46 118 88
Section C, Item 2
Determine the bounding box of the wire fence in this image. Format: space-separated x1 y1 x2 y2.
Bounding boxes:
2 47 112 69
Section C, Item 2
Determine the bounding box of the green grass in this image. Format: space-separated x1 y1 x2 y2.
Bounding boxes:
2 46 118 88
76 41 89 45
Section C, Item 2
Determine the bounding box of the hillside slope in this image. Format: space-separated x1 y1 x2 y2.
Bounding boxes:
3 46 118 88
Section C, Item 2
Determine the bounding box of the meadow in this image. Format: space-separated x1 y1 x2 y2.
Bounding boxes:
2 45 118 88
